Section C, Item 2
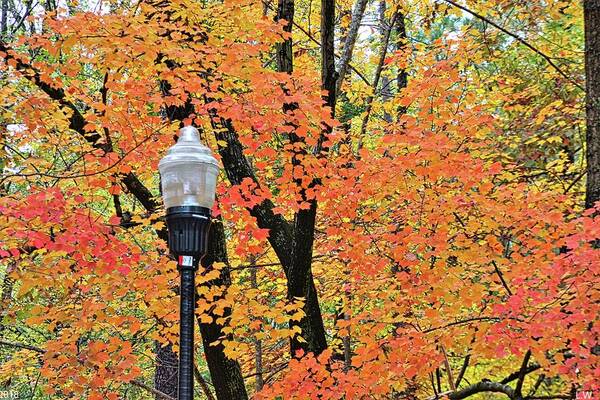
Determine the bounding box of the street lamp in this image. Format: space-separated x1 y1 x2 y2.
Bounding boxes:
158 126 219 400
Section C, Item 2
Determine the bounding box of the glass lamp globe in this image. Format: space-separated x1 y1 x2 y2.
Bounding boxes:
158 126 219 210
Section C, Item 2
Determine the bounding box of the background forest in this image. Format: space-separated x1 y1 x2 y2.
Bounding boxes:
0 0 598 399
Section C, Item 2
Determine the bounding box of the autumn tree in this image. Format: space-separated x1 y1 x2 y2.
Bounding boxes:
0 0 598 399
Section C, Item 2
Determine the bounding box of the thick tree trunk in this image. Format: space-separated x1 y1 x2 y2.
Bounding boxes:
272 0 330 357
154 343 178 399
288 0 335 357
198 220 248 400
585 0 600 209
286 0 335 357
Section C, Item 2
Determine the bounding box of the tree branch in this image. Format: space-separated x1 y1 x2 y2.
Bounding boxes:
357 12 397 151
514 350 532 398
0 41 160 214
448 380 515 399
0 339 44 353
194 364 216 400
335 0 369 96
455 354 470 388
500 362 540 385
492 260 513 296
261 0 371 87
130 379 176 400
441 0 584 91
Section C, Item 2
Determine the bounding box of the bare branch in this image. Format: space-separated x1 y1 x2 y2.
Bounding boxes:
130 379 176 400
194 364 216 400
448 380 514 399
492 260 513 296
514 350 532 397
357 12 398 151
261 0 371 87
0 339 44 353
454 354 470 388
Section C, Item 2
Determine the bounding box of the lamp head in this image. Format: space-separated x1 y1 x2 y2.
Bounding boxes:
158 126 219 211
158 127 219 262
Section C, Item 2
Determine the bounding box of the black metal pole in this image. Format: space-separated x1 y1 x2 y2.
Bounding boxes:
178 262 196 400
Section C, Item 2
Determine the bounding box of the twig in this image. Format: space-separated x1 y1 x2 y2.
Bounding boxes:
357 12 398 152
454 354 470 388
130 380 176 400
422 316 502 333
564 170 586 194
194 364 216 400
500 362 540 384
491 260 513 296
441 345 456 391
0 339 44 353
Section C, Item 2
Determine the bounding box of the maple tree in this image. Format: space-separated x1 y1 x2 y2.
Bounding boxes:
0 0 598 399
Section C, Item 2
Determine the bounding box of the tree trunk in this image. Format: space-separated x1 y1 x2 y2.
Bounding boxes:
273 0 330 357
286 0 335 357
250 264 264 391
154 343 178 399
1 0 8 36
320 0 336 113
396 11 408 118
585 0 600 210
335 0 369 97
378 1 393 122
275 0 293 73
198 220 248 400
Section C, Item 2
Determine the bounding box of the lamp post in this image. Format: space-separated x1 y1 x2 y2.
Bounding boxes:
158 126 219 400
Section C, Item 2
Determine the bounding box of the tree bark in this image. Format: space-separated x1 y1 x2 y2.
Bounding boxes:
198 220 248 400
286 0 335 357
1 0 8 36
395 11 408 118
275 0 293 73
378 1 393 122
320 0 336 113
250 264 264 391
271 0 330 357
585 0 600 209
335 0 369 97
154 343 178 399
